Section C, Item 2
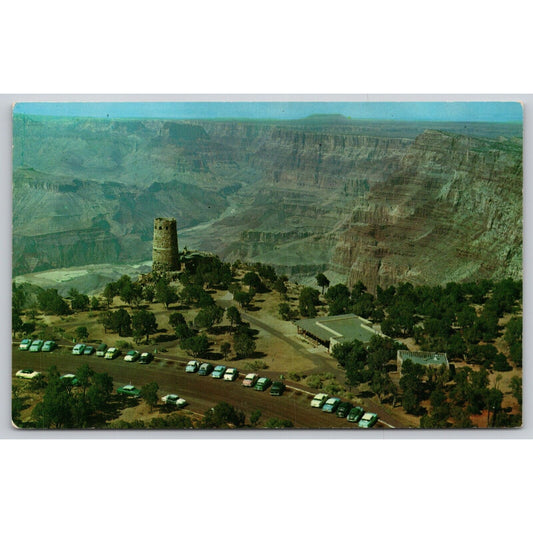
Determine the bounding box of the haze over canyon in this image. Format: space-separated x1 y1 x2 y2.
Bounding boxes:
12 113 522 292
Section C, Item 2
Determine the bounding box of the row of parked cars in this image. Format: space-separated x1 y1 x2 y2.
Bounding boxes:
185 361 286 395
19 339 57 352
20 338 154 365
310 393 379 428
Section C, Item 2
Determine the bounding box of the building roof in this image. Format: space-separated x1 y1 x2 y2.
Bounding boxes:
397 350 449 366
295 313 377 344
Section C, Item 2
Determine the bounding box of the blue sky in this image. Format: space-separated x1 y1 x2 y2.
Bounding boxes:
12 101 523 122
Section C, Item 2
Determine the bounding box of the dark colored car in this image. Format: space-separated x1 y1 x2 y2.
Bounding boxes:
270 381 286 396
336 402 352 418
139 352 153 364
117 384 141 398
347 406 365 423
254 377 272 391
198 363 214 376
83 345 95 355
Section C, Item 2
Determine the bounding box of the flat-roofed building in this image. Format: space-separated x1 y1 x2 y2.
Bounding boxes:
397 350 449 375
295 313 379 351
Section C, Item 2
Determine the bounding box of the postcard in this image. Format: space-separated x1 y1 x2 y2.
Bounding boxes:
11 100 523 429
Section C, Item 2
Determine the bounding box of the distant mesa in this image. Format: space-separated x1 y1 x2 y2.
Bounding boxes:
152 217 180 273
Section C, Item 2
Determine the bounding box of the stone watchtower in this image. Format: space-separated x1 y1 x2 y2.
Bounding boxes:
152 217 180 272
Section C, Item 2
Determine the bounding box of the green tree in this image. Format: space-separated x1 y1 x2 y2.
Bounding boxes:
90 296 100 311
299 286 320 317
141 382 159 412
103 283 117 308
132 309 158 342
12 312 23 336
220 341 231 360
169 312 186 329
69 288 90 312
155 278 179 309
243 271 267 292
234 330 256 359
250 409 262 426
194 305 224 330
234 290 255 309
264 418 294 428
180 334 210 357
226 306 242 327
87 372 114 412
278 303 295 321
75 326 89 342
111 309 132 337
316 273 330 295
38 288 70 315
202 402 245 428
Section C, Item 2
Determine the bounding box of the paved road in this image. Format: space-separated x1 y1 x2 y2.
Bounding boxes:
13 348 394 429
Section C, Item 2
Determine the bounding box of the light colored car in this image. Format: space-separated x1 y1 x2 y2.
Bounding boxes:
104 347 119 360
358 413 378 428
16 369 42 380
310 393 329 408
223 368 239 381
42 340 57 352
72 343 86 355
185 360 200 373
162 394 187 408
29 339 44 352
211 365 227 379
124 350 140 362
19 339 33 351
83 345 95 355
60 374 79 386
242 373 258 387
322 397 341 413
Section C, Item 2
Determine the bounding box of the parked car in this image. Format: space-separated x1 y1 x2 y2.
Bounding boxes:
185 360 200 373
95 343 108 357
139 352 153 364
358 412 378 428
223 367 239 381
104 347 120 360
270 381 286 396
198 363 214 376
242 373 258 387
19 339 33 351
83 345 95 356
117 384 141 398
72 343 86 355
42 340 57 352
336 402 352 418
254 377 272 391
310 393 329 408
60 374 79 386
162 394 187 408
29 339 44 352
322 397 341 413
211 365 227 379
124 350 140 362
347 406 365 423
16 369 41 380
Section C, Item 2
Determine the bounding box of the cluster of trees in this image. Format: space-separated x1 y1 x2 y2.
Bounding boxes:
332 336 402 404
400 360 522 428
319 277 522 370
18 365 115 429
99 308 158 342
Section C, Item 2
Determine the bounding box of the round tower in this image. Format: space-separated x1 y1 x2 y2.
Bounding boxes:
152 217 179 272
